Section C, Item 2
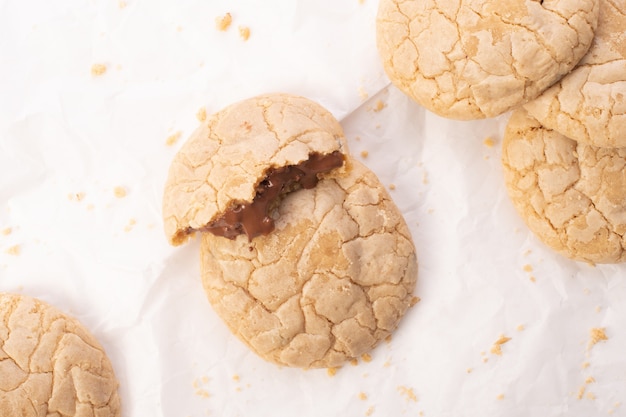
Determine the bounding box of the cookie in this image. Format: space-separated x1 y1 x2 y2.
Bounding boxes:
0 293 121 416
376 0 600 119
524 0 626 148
502 109 626 264
200 158 418 368
162 93 348 246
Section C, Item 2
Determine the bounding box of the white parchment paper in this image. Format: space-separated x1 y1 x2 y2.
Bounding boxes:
1 1 625 416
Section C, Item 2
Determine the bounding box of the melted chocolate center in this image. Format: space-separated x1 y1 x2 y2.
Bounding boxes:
203 151 344 240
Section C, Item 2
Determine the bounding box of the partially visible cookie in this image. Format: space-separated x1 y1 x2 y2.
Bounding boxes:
0 293 121 416
376 0 599 119
200 159 418 368
502 109 626 264
162 93 348 246
524 0 626 148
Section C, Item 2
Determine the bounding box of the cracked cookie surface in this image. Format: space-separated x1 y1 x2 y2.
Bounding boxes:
162 93 348 246
0 293 121 417
200 159 418 368
524 0 626 148
502 109 626 263
376 0 599 119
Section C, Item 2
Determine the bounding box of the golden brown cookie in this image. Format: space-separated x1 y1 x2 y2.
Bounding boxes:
200 159 418 368
524 0 626 148
502 109 626 264
0 293 121 416
376 0 600 119
162 93 348 246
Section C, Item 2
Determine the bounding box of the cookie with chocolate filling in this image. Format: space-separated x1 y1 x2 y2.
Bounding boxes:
162 93 348 245
200 158 418 368
0 293 121 417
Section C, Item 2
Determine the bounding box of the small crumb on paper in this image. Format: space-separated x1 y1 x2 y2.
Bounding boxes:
350 358 359 366
358 392 368 401
361 353 372 363
124 218 136 232
466 368 473 374
496 394 504 400
118 0 127 8
114 186 127 198
410 296 420 307
239 26 250 41
365 406 375 416
582 362 590 369
577 386 586 400
166 131 182 146
588 328 608 349
586 392 596 400
193 377 211 399
595 306 602 313
5 245 20 256
490 335 511 355
585 376 595 384
373 100 386 112
397 386 417 402
196 107 207 122
216 13 232 31
523 264 533 272
358 86 369 100
2 227 12 236
232 374 240 382
68 192 86 202
91 63 107 76
389 184 396 191
516 324 525 331
360 150 369 159
483 137 495 148
327 367 338 377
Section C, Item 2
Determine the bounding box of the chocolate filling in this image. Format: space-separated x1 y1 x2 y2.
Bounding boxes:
203 151 344 240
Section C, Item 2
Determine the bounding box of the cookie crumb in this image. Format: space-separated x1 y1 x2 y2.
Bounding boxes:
166 131 182 146
466 368 473 374
124 218 136 232
482 357 489 363
68 192 86 202
582 362 590 369
239 26 250 41
86 204 95 211
385 334 393 343
585 376 595 384
389 184 396 190
595 306 602 313
586 392 596 400
232 374 240 382
490 335 511 355
523 264 533 272
529 275 537 283
358 86 369 100
365 406 375 416
360 353 372 363
358 392 368 401
196 107 207 122
350 358 359 366
483 137 495 148
496 394 505 400
588 328 608 349
410 296 420 307
216 13 232 31
2 227 12 236
516 324 525 331
327 367 338 377
397 386 417 402
360 150 369 158
373 100 386 112
422 172 429 185
91 63 107 76
118 0 127 8
5 245 20 256
114 186 127 198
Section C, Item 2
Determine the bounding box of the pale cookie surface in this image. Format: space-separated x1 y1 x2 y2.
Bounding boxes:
0 293 121 417
200 159 418 368
376 0 599 119
524 0 626 148
502 109 626 264
162 93 348 245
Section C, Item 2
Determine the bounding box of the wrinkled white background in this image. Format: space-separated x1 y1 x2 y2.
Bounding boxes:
1 1 625 416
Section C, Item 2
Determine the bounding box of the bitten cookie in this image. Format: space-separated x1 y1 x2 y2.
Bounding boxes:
162 93 348 246
524 0 626 148
502 109 626 264
376 0 599 119
0 293 121 417
200 159 418 368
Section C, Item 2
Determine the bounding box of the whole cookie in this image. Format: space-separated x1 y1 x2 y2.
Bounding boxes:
0 293 121 416
524 0 626 148
163 93 348 246
200 159 418 368
376 0 599 119
502 109 626 264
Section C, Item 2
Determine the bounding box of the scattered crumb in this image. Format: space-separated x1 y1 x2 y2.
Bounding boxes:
490 335 511 355
114 186 127 198
350 358 359 366
516 324 525 331
410 296 420 307
375 124 381 129
359 0 366 4
86 204 95 211
529 276 537 283
355 136 361 142
584 288 591 295
389 184 396 190
365 406 375 416
483 137 495 148
373 100 386 112
595 306 602 313
124 218 136 232
609 402 622 414
360 150 369 158
577 386 586 400
361 353 372 363
586 392 596 400
397 386 417 402
4 245 20 256
422 172 429 185
216 13 232 31
466 368 473 374
195 389 210 399
196 107 207 122
90 63 107 76
383 360 391 367
385 334 393 343
201 376 209 384
582 362 590 369
166 131 182 146
232 374 240 382
2 227 12 236
482 357 489 363
118 0 127 8
327 367 337 377
68 192 86 202
524 249 532 256
585 376 595 384
239 26 250 41
358 392 368 401
358 86 369 100
496 394 505 400
523 264 533 272
588 328 608 349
